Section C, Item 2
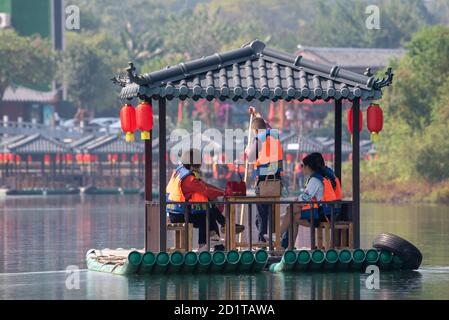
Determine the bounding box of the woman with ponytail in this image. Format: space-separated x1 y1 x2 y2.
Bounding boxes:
280 153 337 249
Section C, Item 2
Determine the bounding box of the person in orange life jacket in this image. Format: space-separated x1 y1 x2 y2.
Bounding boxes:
246 117 284 243
166 149 244 249
309 152 342 202
280 153 337 249
191 166 245 237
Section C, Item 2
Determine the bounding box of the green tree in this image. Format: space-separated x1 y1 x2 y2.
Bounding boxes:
0 29 55 99
58 31 127 114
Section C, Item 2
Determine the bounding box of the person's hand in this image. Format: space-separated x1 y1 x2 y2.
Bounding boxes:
248 106 256 115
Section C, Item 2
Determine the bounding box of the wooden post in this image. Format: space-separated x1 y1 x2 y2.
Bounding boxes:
352 98 361 248
158 98 167 251
144 130 153 251
334 99 342 181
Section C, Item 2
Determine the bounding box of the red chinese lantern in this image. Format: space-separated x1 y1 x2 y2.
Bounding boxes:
131 154 139 163
28 155 32 163
120 103 137 142
347 108 363 134
56 153 61 163
0 154 4 163
66 154 73 164
15 155 21 164
121 153 127 162
44 154 51 165
136 101 153 140
83 154 91 164
6 153 13 162
367 103 383 142
76 154 83 164
112 154 118 162
286 154 294 163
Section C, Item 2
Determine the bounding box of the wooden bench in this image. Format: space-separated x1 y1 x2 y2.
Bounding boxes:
166 218 193 252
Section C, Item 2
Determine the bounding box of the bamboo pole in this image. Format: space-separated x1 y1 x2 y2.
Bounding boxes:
238 107 256 245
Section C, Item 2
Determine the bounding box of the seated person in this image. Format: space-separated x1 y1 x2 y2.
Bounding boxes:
166 149 243 251
279 153 337 249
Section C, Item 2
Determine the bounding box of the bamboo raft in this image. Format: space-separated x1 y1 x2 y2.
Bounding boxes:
86 247 411 275
86 248 269 275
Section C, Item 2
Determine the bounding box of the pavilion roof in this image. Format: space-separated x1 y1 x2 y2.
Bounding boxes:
114 40 393 102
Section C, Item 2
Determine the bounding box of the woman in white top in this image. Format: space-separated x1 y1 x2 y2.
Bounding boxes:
280 153 326 248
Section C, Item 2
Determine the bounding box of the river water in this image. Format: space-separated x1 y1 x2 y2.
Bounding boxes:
0 195 448 299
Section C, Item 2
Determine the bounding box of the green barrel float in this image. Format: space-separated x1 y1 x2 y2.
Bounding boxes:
337 249 352 271
210 251 226 273
378 250 393 270
269 250 297 272
295 250 311 271
183 251 198 273
309 249 325 271
365 249 379 267
324 249 339 271
197 251 212 273
168 251 184 273
139 251 156 274
351 249 366 271
224 250 240 272
238 250 255 272
153 252 170 273
252 249 269 272
127 251 143 273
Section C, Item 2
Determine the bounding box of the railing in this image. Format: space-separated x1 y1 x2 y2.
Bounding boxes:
155 199 353 252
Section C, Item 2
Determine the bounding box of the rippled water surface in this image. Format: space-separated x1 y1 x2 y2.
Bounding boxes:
1 195 448 299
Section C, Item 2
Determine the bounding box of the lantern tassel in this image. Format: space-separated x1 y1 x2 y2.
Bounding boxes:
371 132 379 142
141 131 151 140
125 132 135 142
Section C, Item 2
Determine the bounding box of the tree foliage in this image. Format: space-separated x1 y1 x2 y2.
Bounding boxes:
0 29 55 99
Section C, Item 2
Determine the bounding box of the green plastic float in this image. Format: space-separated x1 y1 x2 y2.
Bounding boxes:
182 251 198 273
168 251 184 272
153 252 170 273
238 250 255 272
139 251 156 274
197 251 212 272
324 249 339 271
224 250 240 272
337 249 352 271
295 250 311 271
269 250 297 272
309 249 325 271
351 248 366 270
210 251 226 272
253 249 269 272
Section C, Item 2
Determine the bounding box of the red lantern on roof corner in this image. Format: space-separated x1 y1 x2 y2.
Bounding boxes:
120 103 137 142
347 108 363 135
136 101 153 140
367 103 383 142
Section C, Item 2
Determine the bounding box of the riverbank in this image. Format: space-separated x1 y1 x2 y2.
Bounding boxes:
360 176 449 204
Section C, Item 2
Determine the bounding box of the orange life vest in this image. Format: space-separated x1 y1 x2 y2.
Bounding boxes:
302 173 337 211
254 129 283 176
166 165 208 215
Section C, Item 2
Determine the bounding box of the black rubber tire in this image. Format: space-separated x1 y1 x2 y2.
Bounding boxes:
372 233 422 270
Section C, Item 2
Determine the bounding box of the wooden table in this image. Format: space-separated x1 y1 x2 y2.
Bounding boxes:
224 196 281 251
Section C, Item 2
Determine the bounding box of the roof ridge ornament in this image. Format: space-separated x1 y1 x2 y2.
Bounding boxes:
373 67 394 90
126 62 146 85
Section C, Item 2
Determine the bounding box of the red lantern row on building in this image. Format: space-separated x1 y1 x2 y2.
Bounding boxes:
120 101 153 142
347 103 383 141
